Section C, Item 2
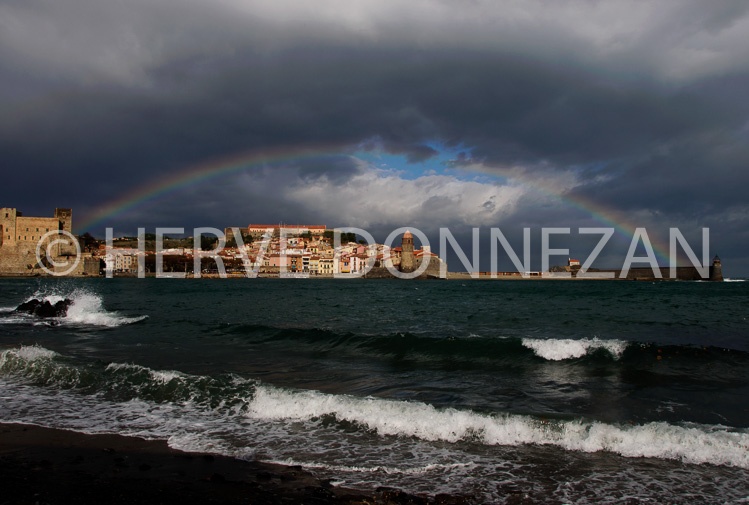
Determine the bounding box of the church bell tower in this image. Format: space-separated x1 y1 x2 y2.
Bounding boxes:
400 230 415 273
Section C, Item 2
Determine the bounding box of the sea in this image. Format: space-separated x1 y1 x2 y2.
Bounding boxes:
1 277 748 504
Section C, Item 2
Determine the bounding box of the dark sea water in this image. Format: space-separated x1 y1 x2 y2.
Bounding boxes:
1 277 748 504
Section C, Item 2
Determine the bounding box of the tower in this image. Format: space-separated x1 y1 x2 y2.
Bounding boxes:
54 208 75 256
709 254 723 282
0 208 18 247
400 230 415 273
55 208 72 234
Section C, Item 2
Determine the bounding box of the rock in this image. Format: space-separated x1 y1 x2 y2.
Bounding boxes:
53 299 73 316
14 298 73 318
376 487 429 505
14 299 41 314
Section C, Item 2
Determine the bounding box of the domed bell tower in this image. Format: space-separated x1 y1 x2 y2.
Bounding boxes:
401 230 415 273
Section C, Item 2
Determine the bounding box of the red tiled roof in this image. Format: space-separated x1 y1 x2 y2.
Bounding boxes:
247 225 326 230
415 250 438 257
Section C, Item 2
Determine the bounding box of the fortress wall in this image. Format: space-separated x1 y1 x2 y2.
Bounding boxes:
51 254 100 276
0 243 39 274
0 207 90 276
415 256 446 279
608 266 717 281
363 256 446 279
14 216 75 258
0 245 99 276
14 217 61 243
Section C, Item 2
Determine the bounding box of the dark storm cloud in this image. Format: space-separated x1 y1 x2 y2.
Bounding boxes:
2 0 749 271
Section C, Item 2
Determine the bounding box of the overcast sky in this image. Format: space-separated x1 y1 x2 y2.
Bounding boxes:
2 0 748 274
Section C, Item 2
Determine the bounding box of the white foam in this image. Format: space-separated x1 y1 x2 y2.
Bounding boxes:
0 315 30 325
2 365 748 504
0 345 57 365
18 288 148 327
247 385 749 468
3 347 748 471
270 457 475 475
105 362 186 383
64 290 147 327
724 278 746 282
521 337 628 360
25 290 67 305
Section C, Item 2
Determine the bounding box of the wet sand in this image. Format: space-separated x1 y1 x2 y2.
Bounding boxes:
0 423 472 504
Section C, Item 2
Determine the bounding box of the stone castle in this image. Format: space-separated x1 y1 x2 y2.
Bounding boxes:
0 207 99 276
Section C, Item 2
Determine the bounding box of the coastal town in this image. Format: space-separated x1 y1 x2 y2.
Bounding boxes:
101 223 446 278
0 207 446 278
0 206 724 280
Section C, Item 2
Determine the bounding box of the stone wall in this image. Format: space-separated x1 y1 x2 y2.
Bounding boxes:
55 208 72 234
621 266 721 281
413 255 445 278
0 243 39 274
0 207 96 277
0 245 99 277
0 208 18 247
363 255 446 279
573 266 721 281
15 217 59 240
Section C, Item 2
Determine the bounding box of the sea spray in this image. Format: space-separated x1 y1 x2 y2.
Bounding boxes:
2 278 749 505
521 337 628 360
2 346 747 468
9 287 148 327
247 384 749 468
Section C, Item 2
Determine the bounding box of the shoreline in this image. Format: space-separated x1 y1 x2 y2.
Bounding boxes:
0 273 727 281
0 422 471 505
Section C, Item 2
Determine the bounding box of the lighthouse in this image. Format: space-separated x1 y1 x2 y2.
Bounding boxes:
709 254 723 282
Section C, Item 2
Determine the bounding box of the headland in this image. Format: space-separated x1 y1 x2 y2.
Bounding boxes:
0 207 724 281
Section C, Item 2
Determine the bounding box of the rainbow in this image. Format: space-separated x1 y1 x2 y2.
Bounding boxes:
554 191 674 266
76 145 675 264
75 144 348 233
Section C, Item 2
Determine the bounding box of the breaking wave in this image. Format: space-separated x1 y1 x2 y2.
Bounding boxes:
221 324 636 364
0 346 253 408
521 337 628 361
1 288 147 327
1 345 747 470
248 384 749 468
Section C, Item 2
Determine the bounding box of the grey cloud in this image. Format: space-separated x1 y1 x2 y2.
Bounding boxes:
2 0 749 272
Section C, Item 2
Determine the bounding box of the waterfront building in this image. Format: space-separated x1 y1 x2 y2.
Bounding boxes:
319 258 334 275
0 207 99 276
309 256 320 275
